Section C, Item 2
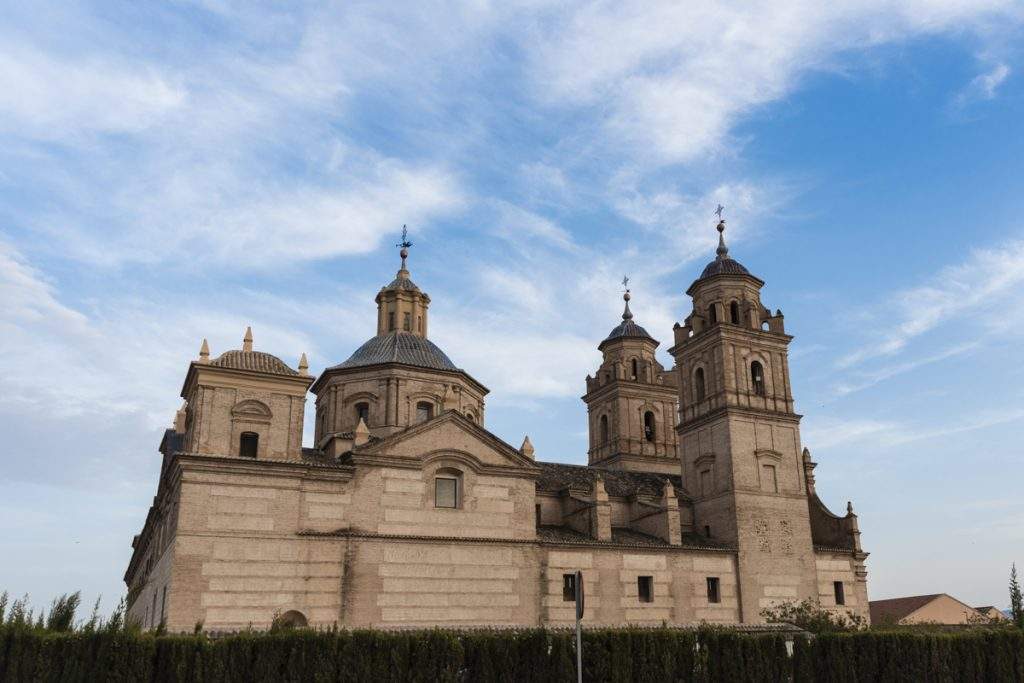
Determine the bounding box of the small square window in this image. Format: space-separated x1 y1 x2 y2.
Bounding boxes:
435 477 457 508
638 576 654 603
562 574 576 602
706 577 721 604
834 581 846 606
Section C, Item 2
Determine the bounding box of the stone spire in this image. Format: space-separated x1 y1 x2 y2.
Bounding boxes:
298 352 309 376
198 338 210 363
242 326 253 352
715 219 729 260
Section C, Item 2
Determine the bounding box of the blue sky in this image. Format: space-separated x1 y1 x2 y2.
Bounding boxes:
1 1 1023 616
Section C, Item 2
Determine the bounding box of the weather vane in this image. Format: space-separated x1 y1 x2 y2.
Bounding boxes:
397 224 413 250
715 204 725 221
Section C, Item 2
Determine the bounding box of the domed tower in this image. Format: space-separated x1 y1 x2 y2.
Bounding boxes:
178 327 312 460
311 230 488 455
583 282 679 474
669 216 817 622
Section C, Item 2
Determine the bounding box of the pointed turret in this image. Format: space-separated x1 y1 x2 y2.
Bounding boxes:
242 326 253 352
353 417 370 447
198 338 210 363
298 352 309 376
520 435 535 459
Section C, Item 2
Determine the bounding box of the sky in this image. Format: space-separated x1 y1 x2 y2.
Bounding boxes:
1 0 1023 617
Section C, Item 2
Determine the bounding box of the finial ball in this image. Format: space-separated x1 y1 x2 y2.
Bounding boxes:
400 247 409 259
623 291 631 302
716 220 726 234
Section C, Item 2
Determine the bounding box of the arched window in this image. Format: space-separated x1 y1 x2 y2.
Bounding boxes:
239 432 258 458
416 401 434 423
694 368 706 402
708 303 718 324
275 610 308 629
403 312 411 331
751 361 766 396
631 358 638 380
434 469 461 508
730 301 740 325
599 415 609 444
643 411 656 442
355 402 370 425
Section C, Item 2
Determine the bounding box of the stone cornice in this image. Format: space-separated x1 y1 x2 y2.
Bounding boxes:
181 361 313 400
677 405 803 433
311 361 488 396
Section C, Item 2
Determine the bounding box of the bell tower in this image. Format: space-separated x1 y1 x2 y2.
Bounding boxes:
669 217 818 622
583 282 679 474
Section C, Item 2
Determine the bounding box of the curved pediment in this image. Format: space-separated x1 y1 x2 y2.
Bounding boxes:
231 399 272 420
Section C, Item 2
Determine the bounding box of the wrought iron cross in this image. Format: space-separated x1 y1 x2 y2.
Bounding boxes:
715 204 725 220
622 275 630 291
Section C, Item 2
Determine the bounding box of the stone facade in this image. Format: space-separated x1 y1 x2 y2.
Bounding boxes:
125 221 869 631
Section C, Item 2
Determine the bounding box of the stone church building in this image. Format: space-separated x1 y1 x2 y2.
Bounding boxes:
125 221 869 631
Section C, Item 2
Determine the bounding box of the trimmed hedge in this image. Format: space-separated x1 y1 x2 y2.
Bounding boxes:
1 625 1022 682
794 630 1024 683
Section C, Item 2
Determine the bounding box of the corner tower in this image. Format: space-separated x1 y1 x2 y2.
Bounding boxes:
583 284 679 474
669 218 820 622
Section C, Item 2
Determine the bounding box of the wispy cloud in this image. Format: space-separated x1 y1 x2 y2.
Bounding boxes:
804 408 1024 450
839 239 1024 368
954 62 1012 107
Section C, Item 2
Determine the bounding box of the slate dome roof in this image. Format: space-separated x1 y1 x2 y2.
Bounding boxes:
210 350 299 376
697 256 751 280
333 331 459 372
601 318 655 346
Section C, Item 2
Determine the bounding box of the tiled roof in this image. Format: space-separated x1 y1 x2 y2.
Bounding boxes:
209 350 299 376
331 331 459 372
698 257 751 280
383 275 420 291
536 461 684 499
600 319 656 347
537 525 730 551
869 594 944 624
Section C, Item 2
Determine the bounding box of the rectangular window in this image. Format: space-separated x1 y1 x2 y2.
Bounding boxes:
638 576 654 603
700 469 712 497
388 311 396 331
160 586 167 625
761 464 778 493
704 525 712 538
706 577 721 604
435 477 457 508
403 312 411 331
834 581 846 606
535 503 542 528
562 573 576 601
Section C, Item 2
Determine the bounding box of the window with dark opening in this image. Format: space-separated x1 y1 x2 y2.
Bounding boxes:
834 581 846 606
403 312 411 331
388 311 396 331
600 415 609 444
751 361 766 396
695 368 706 402
730 301 740 325
435 477 457 508
631 358 638 380
416 401 434 423
704 525 712 538
535 503 542 529
707 577 721 604
239 432 258 458
708 303 718 324
638 576 654 603
562 574 576 601
355 402 369 425
643 411 656 442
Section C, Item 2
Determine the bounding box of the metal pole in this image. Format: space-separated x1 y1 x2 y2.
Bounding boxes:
575 617 582 683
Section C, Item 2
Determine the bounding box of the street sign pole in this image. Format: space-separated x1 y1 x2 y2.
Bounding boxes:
574 569 584 683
